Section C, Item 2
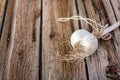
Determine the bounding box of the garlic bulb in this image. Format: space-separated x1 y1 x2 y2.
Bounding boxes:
58 16 120 60
70 29 98 58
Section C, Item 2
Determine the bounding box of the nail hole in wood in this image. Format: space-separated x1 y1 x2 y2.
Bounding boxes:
49 32 55 40
118 6 120 10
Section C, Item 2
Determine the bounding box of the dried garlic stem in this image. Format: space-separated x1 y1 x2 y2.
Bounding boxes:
101 20 120 36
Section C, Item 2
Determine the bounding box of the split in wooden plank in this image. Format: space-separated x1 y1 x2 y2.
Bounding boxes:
0 0 7 38
0 0 41 80
0 0 15 79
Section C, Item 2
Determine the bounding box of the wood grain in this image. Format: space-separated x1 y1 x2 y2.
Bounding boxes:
42 0 120 80
0 0 5 23
0 0 40 80
0 0 5 35
0 0 14 79
81 0 120 80
42 0 87 80
0 0 119 80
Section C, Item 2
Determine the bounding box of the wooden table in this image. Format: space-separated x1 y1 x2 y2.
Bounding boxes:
0 0 120 80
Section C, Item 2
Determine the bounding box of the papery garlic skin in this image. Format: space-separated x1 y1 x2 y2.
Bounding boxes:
70 29 98 57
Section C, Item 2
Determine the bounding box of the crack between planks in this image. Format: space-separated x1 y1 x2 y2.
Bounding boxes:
109 0 120 30
81 0 92 32
74 0 81 29
39 0 43 80
81 0 90 80
0 0 9 39
91 0 102 22
100 0 110 25
84 58 89 80
82 0 89 18
109 0 117 21
75 0 90 80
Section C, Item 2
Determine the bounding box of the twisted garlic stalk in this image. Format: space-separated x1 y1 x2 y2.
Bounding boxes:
101 20 120 36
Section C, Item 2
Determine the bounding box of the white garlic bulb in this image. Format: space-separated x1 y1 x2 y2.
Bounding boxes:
70 29 98 58
58 16 120 59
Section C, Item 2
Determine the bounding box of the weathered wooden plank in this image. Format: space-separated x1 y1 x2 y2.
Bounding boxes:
42 0 87 80
0 0 5 24
77 0 120 80
109 0 120 63
0 0 119 80
79 0 109 80
0 0 15 79
101 0 120 79
0 0 6 37
77 0 119 80
0 0 40 80
110 0 120 20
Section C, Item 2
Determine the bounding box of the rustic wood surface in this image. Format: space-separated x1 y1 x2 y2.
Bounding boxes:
0 0 120 80
0 0 5 23
0 0 40 80
0 0 6 36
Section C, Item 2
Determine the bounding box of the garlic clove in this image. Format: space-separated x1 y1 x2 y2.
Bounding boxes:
70 29 98 57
